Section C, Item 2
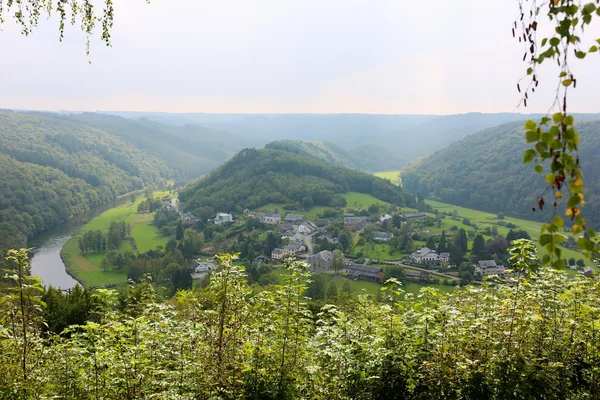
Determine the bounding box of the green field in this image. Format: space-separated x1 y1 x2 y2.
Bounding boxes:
342 192 391 208
352 241 403 261
257 203 330 221
426 199 594 267
374 170 402 186
61 191 172 286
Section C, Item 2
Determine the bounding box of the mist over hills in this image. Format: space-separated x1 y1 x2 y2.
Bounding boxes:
101 111 600 171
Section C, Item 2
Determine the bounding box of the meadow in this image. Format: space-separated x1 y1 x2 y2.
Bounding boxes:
373 170 402 186
61 192 172 286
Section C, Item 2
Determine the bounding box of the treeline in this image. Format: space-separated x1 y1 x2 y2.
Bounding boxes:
180 148 412 214
402 120 600 228
2 248 600 399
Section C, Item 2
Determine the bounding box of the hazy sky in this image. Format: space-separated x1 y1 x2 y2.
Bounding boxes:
0 0 598 114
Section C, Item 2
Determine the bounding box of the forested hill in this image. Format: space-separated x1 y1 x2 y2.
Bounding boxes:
265 139 402 172
0 110 246 250
69 113 251 179
179 148 412 214
402 120 600 227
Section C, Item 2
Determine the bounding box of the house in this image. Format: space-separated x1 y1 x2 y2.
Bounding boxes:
193 261 216 273
254 255 270 265
373 231 393 242
315 218 329 227
400 212 427 221
380 214 393 223
284 214 306 225
262 212 281 225
308 250 333 271
344 216 370 231
583 266 595 278
271 248 285 260
405 270 430 281
439 252 450 265
284 242 306 256
317 233 339 245
281 230 296 240
346 263 384 282
182 212 198 224
281 223 294 232
475 260 506 278
298 221 317 234
215 212 233 224
410 247 440 265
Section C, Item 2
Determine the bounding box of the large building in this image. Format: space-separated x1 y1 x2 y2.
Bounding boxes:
346 264 384 282
284 213 306 225
475 260 506 278
410 247 440 265
215 212 233 224
308 250 333 271
262 212 281 224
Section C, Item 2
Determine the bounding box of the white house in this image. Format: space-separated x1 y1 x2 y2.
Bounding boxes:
410 247 440 265
380 214 393 223
215 212 233 224
194 261 216 273
284 242 306 256
475 260 506 278
262 212 281 225
298 221 317 235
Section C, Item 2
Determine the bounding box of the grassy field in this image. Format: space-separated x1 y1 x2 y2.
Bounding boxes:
352 242 403 261
342 192 391 208
426 199 594 267
61 191 172 286
257 203 330 221
374 170 402 186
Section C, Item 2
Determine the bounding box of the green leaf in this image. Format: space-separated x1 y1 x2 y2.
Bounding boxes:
553 216 564 229
583 3 596 13
562 79 573 86
590 45 598 53
546 173 555 184
523 149 536 164
525 120 537 130
550 37 560 46
553 112 563 123
559 71 568 77
534 165 543 173
567 195 581 208
541 38 548 46
526 131 539 143
578 238 596 252
575 51 586 59
540 234 553 246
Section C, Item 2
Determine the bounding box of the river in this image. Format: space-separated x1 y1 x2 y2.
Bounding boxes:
29 201 122 289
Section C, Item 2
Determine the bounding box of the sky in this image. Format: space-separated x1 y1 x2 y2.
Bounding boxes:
0 0 598 114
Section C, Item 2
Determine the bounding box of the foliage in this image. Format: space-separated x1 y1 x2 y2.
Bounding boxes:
3 247 600 398
515 0 600 266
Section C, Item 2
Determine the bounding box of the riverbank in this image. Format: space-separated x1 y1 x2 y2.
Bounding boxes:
60 192 172 287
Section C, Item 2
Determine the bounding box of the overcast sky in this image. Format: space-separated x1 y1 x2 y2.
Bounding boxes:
0 0 598 114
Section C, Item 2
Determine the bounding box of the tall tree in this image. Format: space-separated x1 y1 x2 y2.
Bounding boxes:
454 229 468 254
176 221 184 241
437 230 447 253
472 234 486 260
332 250 344 274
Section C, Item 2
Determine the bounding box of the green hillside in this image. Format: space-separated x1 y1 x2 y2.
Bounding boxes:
179 147 413 214
264 139 405 172
402 120 600 228
0 110 245 251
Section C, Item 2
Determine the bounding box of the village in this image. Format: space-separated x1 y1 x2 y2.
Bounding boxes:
161 197 595 289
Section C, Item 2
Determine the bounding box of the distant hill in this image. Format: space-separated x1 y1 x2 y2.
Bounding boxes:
103 111 600 172
0 110 248 250
402 120 600 228
179 147 413 215
264 140 405 172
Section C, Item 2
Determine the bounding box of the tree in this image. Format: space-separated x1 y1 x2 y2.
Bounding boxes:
107 221 122 250
129 193 137 204
265 232 279 256
339 231 351 252
176 221 184 241
332 250 344 274
383 265 406 284
425 236 436 249
577 259 586 268
341 281 353 295
449 244 464 265
472 234 486 260
326 281 338 298
438 230 447 253
454 229 468 254
568 258 576 266
306 274 327 300
144 186 154 199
